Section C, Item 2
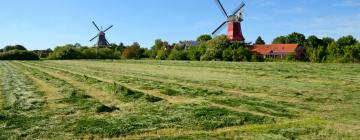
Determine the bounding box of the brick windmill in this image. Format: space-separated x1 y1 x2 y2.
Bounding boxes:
90 21 113 48
212 0 245 42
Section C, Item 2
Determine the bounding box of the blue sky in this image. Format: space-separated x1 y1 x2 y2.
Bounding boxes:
0 0 359 50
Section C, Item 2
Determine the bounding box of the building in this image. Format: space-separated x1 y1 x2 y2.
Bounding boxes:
251 44 305 60
177 41 202 50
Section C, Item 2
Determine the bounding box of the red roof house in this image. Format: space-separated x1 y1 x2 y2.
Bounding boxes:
251 44 305 60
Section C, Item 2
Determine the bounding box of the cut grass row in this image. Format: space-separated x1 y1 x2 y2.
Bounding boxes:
0 62 44 110
23 61 305 118
42 60 358 106
13 61 277 138
16 61 164 104
2 60 358 139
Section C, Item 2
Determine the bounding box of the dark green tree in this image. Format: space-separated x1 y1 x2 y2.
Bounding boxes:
306 35 323 48
255 36 266 45
197 34 212 42
3 45 27 52
287 32 306 45
343 44 360 62
336 35 358 47
0 50 39 60
322 37 335 47
272 36 287 44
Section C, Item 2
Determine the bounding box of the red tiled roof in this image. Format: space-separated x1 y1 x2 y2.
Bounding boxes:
251 44 300 55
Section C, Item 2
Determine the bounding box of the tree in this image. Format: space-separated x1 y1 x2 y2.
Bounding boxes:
201 35 229 61
149 39 171 59
307 46 327 63
233 47 252 61
322 37 335 47
3 45 27 52
336 35 358 47
255 36 265 45
197 34 212 42
306 35 323 48
167 48 188 60
222 48 233 61
98 48 119 59
287 32 306 45
272 36 287 44
48 45 82 60
343 44 360 63
0 50 39 60
33 48 53 58
272 32 306 45
122 42 142 59
187 43 206 61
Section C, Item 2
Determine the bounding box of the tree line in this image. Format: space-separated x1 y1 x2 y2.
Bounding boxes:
0 45 39 60
1 32 359 63
270 32 360 63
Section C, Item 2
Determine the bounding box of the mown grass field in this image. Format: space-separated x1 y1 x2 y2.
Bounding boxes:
0 60 359 139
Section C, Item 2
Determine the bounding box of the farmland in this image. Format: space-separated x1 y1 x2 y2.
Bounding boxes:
0 60 359 139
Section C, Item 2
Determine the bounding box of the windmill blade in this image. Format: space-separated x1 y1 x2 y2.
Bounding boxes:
104 25 113 32
212 21 228 35
214 0 228 18
92 21 101 31
231 2 245 16
90 35 99 42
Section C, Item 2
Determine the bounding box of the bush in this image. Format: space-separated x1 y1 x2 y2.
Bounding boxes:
0 50 39 60
48 45 82 60
3 45 27 52
343 44 360 63
222 48 233 61
233 47 252 61
201 35 230 61
98 48 119 59
168 49 188 60
122 42 143 59
197 34 212 42
188 43 207 61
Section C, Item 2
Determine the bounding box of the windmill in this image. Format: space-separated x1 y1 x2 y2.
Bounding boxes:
212 0 245 42
90 21 113 48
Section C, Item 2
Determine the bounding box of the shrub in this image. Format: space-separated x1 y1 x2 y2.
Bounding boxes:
188 43 207 61
222 48 233 61
168 49 188 60
196 34 212 42
201 35 230 61
48 45 82 60
98 48 119 59
233 47 252 61
3 45 27 52
0 50 39 60
122 42 143 59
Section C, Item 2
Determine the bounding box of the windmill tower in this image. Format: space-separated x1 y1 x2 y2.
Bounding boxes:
212 0 245 42
90 21 113 48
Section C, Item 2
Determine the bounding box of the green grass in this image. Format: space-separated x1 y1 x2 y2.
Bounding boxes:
0 60 359 139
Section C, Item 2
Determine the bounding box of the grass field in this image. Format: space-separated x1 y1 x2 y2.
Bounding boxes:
0 60 359 139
